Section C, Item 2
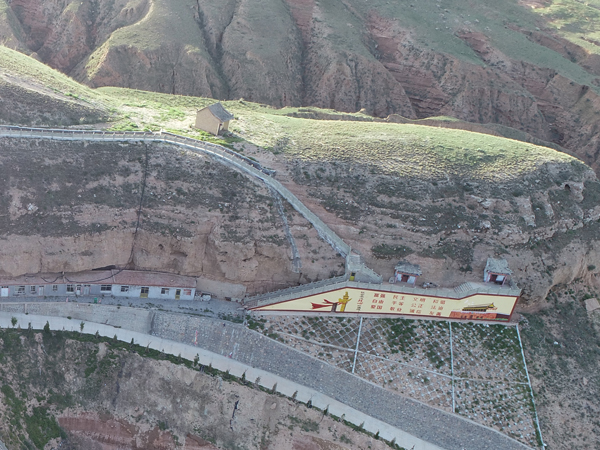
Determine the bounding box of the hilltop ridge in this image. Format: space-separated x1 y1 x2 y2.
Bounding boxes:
3 0 600 172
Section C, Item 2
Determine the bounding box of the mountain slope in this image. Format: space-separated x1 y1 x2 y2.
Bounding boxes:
0 46 108 125
5 0 600 172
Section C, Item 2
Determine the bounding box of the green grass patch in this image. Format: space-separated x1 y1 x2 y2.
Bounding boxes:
0 46 104 104
230 105 579 181
25 407 65 449
372 243 414 260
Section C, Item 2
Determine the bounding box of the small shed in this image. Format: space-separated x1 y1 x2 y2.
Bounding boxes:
195 102 234 135
394 261 422 285
484 258 512 285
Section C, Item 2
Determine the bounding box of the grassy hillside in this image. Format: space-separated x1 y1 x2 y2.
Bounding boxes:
82 0 216 79
0 46 101 103
0 46 108 125
0 44 584 183
92 86 582 182
536 0 600 54
347 0 600 90
230 104 580 181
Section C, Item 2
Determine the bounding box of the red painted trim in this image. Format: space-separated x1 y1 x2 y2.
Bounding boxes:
250 307 512 322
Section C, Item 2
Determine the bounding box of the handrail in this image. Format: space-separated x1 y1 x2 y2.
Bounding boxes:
245 274 349 306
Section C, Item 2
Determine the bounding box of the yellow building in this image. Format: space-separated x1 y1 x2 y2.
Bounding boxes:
195 103 234 135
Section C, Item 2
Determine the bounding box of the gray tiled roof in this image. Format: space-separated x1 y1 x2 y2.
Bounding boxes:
206 102 234 122
394 260 422 276
485 258 512 275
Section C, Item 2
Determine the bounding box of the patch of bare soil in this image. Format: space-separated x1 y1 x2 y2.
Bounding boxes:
520 280 600 450
518 0 551 9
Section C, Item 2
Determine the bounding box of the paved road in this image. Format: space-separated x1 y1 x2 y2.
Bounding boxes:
0 294 242 318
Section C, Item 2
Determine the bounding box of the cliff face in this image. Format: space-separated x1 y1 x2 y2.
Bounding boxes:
0 138 344 294
0 330 392 450
272 148 600 306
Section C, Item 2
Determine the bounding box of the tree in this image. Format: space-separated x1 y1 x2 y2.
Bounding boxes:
43 321 50 334
80 321 85 333
10 317 17 328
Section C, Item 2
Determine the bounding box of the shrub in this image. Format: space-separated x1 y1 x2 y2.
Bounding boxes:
372 243 414 259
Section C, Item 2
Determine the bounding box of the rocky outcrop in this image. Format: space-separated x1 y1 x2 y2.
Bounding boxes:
0 138 344 294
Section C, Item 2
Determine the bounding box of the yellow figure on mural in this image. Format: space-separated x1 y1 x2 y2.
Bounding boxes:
311 291 352 312
338 291 351 312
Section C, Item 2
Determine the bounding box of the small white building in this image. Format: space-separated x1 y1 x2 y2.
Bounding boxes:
0 269 197 300
484 258 512 286
110 270 196 300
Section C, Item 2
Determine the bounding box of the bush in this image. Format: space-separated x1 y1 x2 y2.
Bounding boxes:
372 243 413 259
25 407 64 449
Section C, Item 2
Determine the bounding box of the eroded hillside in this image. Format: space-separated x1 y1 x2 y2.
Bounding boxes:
226 107 600 305
0 329 391 449
0 138 344 294
4 0 600 170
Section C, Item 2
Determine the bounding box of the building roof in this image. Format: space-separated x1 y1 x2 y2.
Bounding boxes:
0 273 65 286
394 260 422 276
201 102 235 122
64 270 114 283
0 270 197 288
111 270 197 288
485 258 512 275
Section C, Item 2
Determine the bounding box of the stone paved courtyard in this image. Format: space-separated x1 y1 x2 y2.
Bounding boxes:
249 314 540 448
